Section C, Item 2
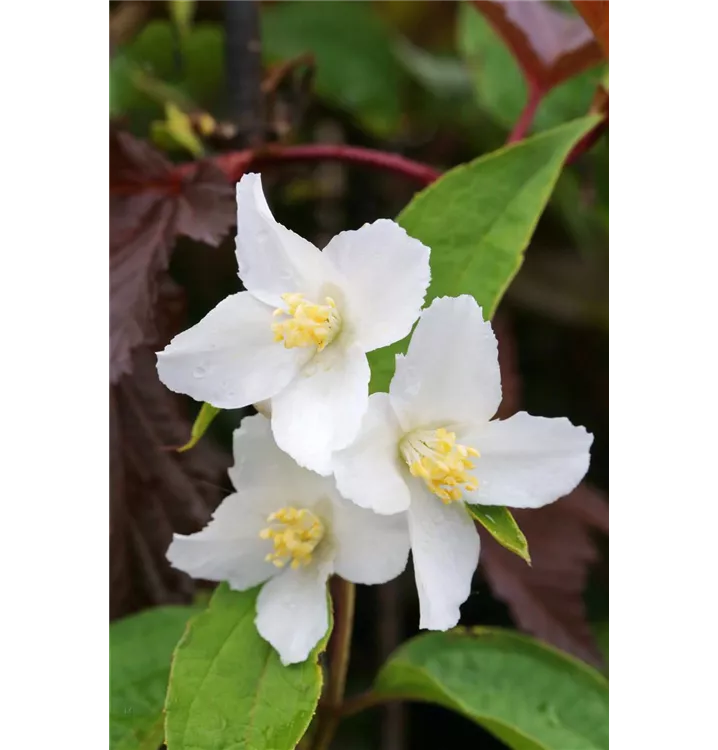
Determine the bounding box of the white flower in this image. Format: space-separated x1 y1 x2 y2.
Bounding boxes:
157 173 430 475
333 295 593 631
167 414 410 665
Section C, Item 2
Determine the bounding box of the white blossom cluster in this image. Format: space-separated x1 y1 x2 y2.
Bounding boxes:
157 174 592 665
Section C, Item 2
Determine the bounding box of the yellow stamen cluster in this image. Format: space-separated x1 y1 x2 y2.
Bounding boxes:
271 293 341 351
400 428 480 504
259 506 325 569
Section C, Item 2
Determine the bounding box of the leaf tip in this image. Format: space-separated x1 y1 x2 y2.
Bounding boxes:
175 436 197 453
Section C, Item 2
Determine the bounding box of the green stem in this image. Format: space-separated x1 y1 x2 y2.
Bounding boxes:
312 578 356 750
339 690 387 717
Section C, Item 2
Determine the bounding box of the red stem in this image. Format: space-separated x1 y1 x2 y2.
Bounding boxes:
565 116 608 166
506 82 544 145
112 113 605 198
176 144 441 187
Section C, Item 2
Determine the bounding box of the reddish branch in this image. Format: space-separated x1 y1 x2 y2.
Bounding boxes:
506 82 543 145
111 120 604 200
566 114 608 166
177 144 441 187
505 86 607 162
111 144 442 195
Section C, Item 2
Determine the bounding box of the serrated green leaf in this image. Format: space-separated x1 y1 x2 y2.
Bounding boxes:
261 1 404 136
165 583 332 750
373 628 609 750
110 606 198 750
467 504 530 563
177 402 221 453
368 115 599 394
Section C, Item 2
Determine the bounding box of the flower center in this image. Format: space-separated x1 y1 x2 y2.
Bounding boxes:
259 506 325 569
399 428 480 504
271 293 341 351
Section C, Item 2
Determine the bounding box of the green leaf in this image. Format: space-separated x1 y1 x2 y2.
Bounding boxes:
593 622 609 676
180 25 224 106
550 168 608 260
403 115 599 309
368 115 599 394
261 1 405 135
456 4 606 133
151 103 205 157
110 21 224 120
110 22 177 118
394 37 472 99
165 583 332 750
367 333 409 396
169 0 196 42
110 606 198 750
177 402 221 453
374 628 609 750
467 504 530 563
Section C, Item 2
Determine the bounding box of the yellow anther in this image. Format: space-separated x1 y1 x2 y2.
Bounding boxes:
259 506 325 569
400 428 480 504
271 293 341 351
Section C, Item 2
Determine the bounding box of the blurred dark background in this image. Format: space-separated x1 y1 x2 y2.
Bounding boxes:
110 2 608 748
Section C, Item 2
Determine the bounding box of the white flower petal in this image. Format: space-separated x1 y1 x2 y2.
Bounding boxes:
166 492 277 591
229 414 330 504
255 565 331 665
390 295 502 431
156 291 309 409
464 412 593 509
331 492 410 584
408 484 480 630
332 393 411 515
253 399 272 418
235 173 334 307
271 344 370 475
168 413 343 593
322 219 430 351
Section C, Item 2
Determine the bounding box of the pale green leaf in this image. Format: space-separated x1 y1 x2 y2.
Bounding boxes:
374 628 609 750
151 103 205 157
177 402 221 453
169 0 196 42
110 606 198 750
165 583 332 750
467 504 530 563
